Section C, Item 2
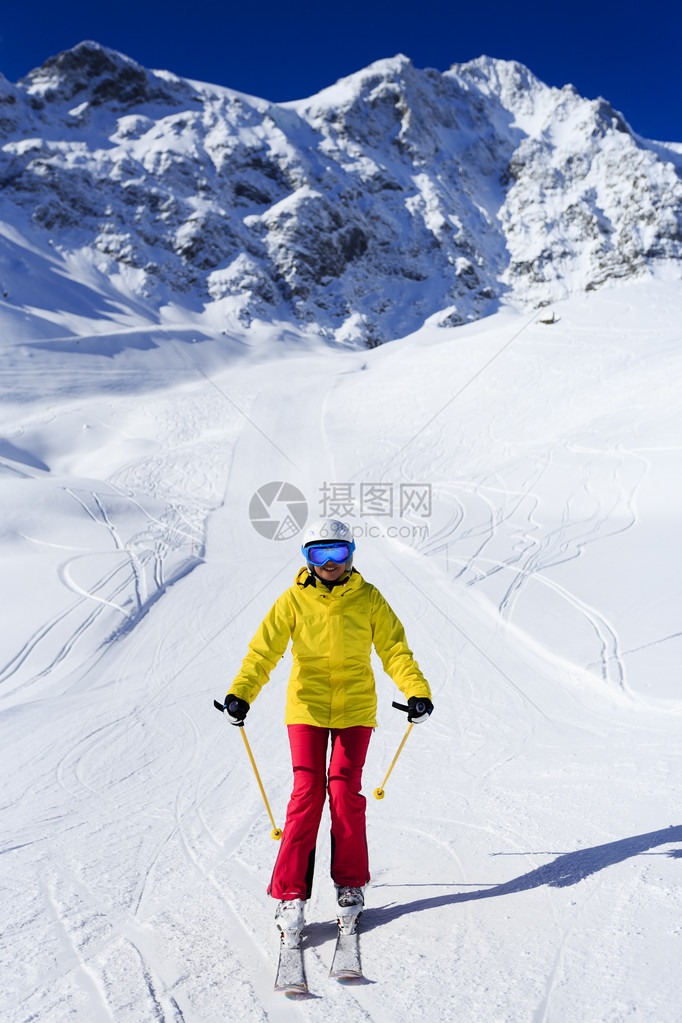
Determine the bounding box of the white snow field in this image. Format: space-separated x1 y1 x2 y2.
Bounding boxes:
1 277 681 1022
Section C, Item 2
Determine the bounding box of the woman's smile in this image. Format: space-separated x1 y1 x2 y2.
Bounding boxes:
316 561 347 581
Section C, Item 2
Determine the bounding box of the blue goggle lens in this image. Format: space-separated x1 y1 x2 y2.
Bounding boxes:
305 542 353 566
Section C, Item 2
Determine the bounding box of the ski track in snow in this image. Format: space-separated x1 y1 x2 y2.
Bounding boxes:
1 282 682 1021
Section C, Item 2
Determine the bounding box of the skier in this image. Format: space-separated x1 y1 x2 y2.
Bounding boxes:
223 518 433 945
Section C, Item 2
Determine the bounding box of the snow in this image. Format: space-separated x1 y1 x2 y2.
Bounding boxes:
1 271 681 1021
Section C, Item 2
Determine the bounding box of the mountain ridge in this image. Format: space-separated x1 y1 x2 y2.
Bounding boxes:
1 40 681 347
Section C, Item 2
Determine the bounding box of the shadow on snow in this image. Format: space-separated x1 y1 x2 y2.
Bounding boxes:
367 825 682 927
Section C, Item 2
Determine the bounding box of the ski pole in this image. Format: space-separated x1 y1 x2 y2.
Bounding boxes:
214 700 282 840
374 702 416 799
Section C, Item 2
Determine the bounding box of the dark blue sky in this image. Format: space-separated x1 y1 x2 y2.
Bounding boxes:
2 0 680 141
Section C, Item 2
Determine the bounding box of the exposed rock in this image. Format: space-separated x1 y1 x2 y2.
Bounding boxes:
20 40 195 110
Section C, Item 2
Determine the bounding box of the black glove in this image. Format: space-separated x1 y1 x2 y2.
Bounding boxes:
407 696 433 724
224 694 250 726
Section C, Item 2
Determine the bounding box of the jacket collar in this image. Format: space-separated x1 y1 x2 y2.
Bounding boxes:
296 566 360 592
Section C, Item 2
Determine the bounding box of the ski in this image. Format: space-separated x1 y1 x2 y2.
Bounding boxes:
329 919 362 982
274 935 307 997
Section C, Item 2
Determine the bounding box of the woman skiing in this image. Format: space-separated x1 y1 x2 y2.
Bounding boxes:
223 518 433 944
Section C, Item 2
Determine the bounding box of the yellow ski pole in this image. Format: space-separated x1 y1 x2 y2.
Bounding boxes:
214 700 282 839
239 727 282 840
374 722 414 799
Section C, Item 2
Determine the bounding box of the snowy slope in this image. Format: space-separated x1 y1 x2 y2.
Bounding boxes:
1 277 681 1022
1 42 682 348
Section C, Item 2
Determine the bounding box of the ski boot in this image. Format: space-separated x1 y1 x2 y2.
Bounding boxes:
275 898 305 948
335 886 364 935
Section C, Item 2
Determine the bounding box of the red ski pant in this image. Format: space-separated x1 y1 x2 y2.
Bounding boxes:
268 724 372 900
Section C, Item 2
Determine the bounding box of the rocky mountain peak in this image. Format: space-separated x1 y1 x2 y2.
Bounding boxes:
1 43 681 347
20 40 193 111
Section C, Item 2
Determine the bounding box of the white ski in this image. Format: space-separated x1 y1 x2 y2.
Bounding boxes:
329 921 362 982
274 936 307 996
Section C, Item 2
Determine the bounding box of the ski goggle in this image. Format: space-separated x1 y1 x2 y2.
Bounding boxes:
303 541 355 566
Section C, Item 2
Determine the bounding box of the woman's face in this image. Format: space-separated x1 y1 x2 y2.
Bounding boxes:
315 559 349 583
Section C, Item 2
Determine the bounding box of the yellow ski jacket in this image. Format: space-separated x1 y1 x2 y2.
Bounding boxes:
230 567 431 728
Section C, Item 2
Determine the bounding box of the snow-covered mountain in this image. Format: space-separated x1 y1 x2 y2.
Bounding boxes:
1 40 681 347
